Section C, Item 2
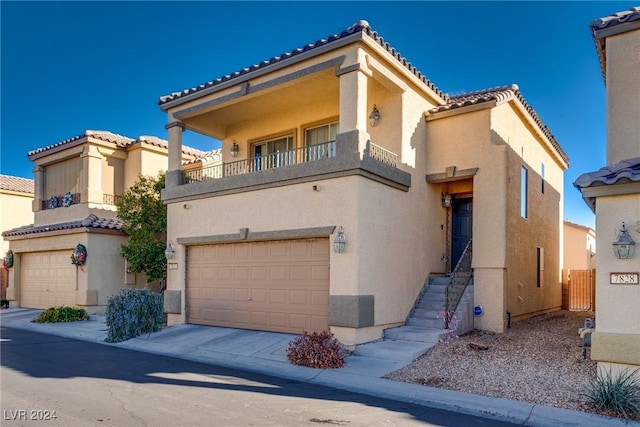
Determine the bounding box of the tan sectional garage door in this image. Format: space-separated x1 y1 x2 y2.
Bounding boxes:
187 238 329 333
21 251 76 309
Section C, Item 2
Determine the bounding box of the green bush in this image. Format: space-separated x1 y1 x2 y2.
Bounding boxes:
32 306 89 323
105 288 163 343
287 330 345 369
587 368 640 419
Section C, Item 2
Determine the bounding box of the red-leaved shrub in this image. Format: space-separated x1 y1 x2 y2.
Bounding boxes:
286 330 345 369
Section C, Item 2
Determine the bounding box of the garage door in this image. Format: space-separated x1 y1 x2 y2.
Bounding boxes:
187 238 329 333
21 251 76 309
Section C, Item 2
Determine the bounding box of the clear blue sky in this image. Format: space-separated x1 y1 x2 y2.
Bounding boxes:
1 1 631 228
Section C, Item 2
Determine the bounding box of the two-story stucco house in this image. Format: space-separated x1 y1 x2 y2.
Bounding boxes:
574 7 640 373
0 175 34 299
160 21 568 346
2 130 203 311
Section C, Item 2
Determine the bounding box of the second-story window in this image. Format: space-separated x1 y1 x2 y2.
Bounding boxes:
251 135 293 170
305 122 338 160
521 166 528 219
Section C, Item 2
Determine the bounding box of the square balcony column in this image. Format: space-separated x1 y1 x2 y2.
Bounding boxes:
165 121 185 188
81 145 104 205
32 166 45 212
338 57 372 155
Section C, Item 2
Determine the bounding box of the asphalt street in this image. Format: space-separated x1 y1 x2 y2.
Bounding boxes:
0 327 519 426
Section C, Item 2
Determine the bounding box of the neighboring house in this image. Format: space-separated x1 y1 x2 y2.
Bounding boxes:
563 220 596 270
2 130 203 311
159 20 568 346
0 175 34 299
562 220 596 311
574 7 640 372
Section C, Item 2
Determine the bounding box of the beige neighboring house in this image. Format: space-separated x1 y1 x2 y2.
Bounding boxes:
0 175 34 299
563 221 596 270
574 7 640 373
159 20 568 346
2 131 204 312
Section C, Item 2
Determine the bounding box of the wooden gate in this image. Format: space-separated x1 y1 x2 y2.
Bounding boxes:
562 269 595 311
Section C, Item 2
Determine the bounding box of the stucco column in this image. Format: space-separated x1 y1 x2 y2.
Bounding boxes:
32 166 45 212
81 145 103 205
165 121 185 188
337 52 372 154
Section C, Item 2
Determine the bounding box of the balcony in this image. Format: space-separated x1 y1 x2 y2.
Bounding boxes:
163 131 411 202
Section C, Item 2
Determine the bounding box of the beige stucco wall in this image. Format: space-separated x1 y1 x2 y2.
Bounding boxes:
0 191 34 253
605 28 640 164
425 101 565 332
563 222 596 270
590 193 640 371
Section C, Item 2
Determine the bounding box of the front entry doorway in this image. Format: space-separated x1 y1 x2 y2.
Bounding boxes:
451 197 472 269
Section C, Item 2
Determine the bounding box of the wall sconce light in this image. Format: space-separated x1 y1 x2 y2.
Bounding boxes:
441 192 452 208
230 140 239 158
333 226 346 253
613 222 635 259
369 105 380 127
165 241 175 260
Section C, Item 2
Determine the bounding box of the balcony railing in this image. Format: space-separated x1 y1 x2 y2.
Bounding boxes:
367 141 397 167
103 194 122 205
185 140 337 183
184 140 401 185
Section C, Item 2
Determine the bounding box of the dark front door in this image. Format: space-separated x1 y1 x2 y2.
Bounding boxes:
451 198 472 270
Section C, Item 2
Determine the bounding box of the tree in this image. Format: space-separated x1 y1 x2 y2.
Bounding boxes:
116 173 167 286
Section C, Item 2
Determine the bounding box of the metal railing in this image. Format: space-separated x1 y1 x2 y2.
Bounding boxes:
367 141 398 167
185 141 336 183
184 139 400 184
444 239 473 329
103 194 122 205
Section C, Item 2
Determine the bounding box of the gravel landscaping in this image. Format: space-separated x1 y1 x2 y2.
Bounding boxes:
385 310 600 414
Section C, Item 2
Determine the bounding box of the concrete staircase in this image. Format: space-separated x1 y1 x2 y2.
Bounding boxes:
354 275 474 363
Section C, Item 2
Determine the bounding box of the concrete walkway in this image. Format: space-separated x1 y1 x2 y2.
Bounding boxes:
1 308 635 427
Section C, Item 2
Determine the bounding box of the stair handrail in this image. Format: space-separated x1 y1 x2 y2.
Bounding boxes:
444 239 473 329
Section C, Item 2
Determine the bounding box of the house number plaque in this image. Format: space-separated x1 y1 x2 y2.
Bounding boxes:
609 273 639 285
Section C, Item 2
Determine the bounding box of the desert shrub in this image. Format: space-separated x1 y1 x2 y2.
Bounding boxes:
32 306 89 323
105 288 163 343
286 330 345 369
587 368 640 419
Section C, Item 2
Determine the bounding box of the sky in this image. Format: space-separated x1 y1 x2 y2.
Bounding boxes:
1 1 633 229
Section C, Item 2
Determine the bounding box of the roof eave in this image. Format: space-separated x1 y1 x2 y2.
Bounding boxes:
159 31 366 112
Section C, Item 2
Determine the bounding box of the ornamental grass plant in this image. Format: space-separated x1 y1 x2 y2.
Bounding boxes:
586 368 640 420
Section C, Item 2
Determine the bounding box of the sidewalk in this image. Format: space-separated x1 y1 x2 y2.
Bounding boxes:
1 308 634 427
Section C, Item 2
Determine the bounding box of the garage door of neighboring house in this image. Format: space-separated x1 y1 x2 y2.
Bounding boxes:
21 251 76 309
187 238 329 334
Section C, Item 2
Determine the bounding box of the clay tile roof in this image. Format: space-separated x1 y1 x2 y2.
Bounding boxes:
28 130 134 157
135 135 206 158
26 130 205 159
1 214 124 238
428 84 568 165
184 148 223 165
573 157 640 212
574 157 640 189
590 7 640 83
158 20 448 107
590 6 640 31
0 174 34 194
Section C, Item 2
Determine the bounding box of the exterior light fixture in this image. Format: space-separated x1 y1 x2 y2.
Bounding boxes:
613 222 635 259
369 105 380 127
230 141 239 158
165 241 175 260
441 192 452 208
333 226 346 253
